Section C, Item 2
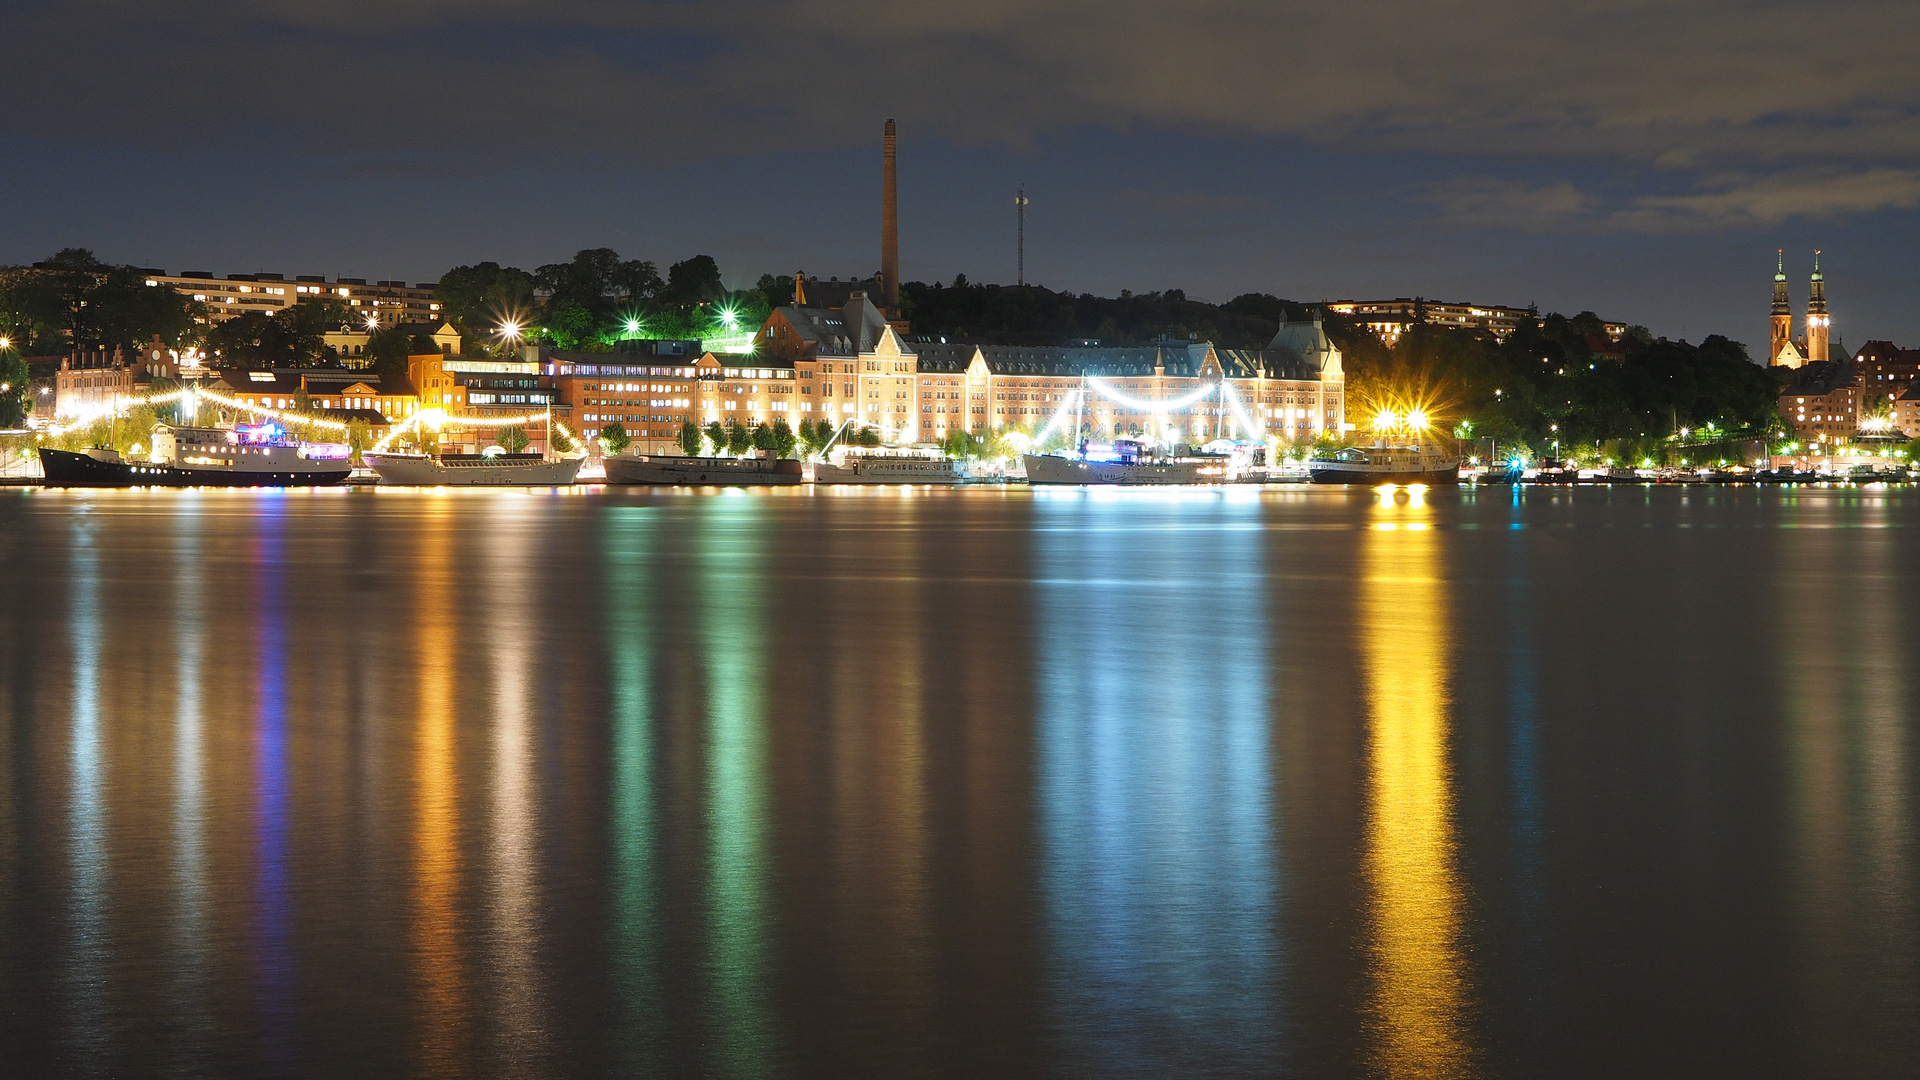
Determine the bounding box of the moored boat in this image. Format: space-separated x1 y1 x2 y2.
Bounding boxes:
1022 440 1200 485
814 450 963 485
39 424 353 487
603 454 804 486
361 451 583 486
1308 440 1461 484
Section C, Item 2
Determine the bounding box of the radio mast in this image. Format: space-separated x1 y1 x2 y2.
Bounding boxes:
1016 189 1029 286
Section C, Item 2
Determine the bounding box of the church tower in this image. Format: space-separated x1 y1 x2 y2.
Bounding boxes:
1805 251 1830 365
1770 250 1792 365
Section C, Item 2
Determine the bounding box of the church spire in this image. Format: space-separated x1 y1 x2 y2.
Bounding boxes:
1805 250 1830 364
1770 249 1794 365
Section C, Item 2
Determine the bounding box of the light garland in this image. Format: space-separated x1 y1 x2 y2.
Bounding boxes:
1032 388 1084 445
1218 381 1263 438
1085 377 1219 413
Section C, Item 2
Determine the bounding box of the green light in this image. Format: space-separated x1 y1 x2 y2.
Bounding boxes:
625 319 642 335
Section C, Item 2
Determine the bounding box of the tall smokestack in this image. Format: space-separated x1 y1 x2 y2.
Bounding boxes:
883 118 899 313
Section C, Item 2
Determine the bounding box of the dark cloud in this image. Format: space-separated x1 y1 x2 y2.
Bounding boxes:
3 0 1919 342
9 1 1919 202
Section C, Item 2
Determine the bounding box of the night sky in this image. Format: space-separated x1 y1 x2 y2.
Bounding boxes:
5 0 1918 349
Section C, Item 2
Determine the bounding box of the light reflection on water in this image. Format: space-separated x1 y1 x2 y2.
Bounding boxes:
1 486 1919 1078
702 497 772 1078
1035 493 1278 1076
411 502 468 1075
1360 486 1473 1077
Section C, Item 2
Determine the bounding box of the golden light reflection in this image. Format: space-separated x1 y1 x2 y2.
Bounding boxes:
1360 488 1474 1078
486 500 546 1066
825 498 931 1062
1780 500 1915 1072
412 503 467 1075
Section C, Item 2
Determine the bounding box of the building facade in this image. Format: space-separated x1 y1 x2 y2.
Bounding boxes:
1328 298 1625 345
1778 362 1861 445
143 270 443 330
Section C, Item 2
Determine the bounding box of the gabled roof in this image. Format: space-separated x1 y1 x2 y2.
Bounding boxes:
1781 359 1857 397
775 292 896 357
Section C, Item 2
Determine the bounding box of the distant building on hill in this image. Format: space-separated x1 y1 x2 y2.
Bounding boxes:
1326 298 1625 345
138 269 443 330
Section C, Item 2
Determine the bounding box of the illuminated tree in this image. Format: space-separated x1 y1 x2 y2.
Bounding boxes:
704 419 725 454
678 418 701 457
770 417 797 459
726 419 752 456
497 425 530 454
599 422 630 456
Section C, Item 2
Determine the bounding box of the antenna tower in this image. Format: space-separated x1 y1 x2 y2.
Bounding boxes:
1016 188 1029 286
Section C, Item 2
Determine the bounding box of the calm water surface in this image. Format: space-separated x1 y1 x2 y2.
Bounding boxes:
0 484 1916 1078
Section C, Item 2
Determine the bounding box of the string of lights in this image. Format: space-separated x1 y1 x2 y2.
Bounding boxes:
1084 377 1219 414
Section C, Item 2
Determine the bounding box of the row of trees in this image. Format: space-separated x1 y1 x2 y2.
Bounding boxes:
1320 311 1782 455
595 415 886 459
0 249 201 357
434 249 791 353
898 278 1300 349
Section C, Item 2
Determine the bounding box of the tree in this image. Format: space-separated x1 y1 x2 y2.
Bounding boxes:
0 347 27 427
663 255 725 309
362 324 419 385
551 425 576 453
771 417 797 459
752 420 777 455
600 421 630 456
346 419 372 465
943 429 974 459
436 262 535 349
727 418 753 456
705 419 725 454
206 297 349 367
856 424 882 447
497 425 531 454
678 418 702 457
0 250 203 355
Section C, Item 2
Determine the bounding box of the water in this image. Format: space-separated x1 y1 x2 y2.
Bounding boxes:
0 484 1916 1079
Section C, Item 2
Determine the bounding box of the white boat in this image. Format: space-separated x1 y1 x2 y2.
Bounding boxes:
602 454 805 486
1022 440 1201 485
1308 440 1461 484
361 451 584 486
813 451 964 485
40 423 352 487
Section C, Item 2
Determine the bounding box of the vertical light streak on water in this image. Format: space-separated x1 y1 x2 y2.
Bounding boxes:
603 507 660 1073
1782 499 1917 1071
824 493 931 1060
1505 518 1549 1023
412 502 468 1076
1359 498 1474 1079
485 499 548 1077
171 495 212 1051
701 497 771 1079
1035 493 1277 1075
63 517 108 1069
251 493 295 1073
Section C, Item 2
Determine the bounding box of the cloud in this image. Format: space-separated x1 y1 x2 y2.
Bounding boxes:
1430 179 1596 228
6 0 1920 231
1612 168 1920 230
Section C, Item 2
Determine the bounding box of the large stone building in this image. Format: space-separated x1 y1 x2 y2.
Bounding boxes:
912 316 1346 444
